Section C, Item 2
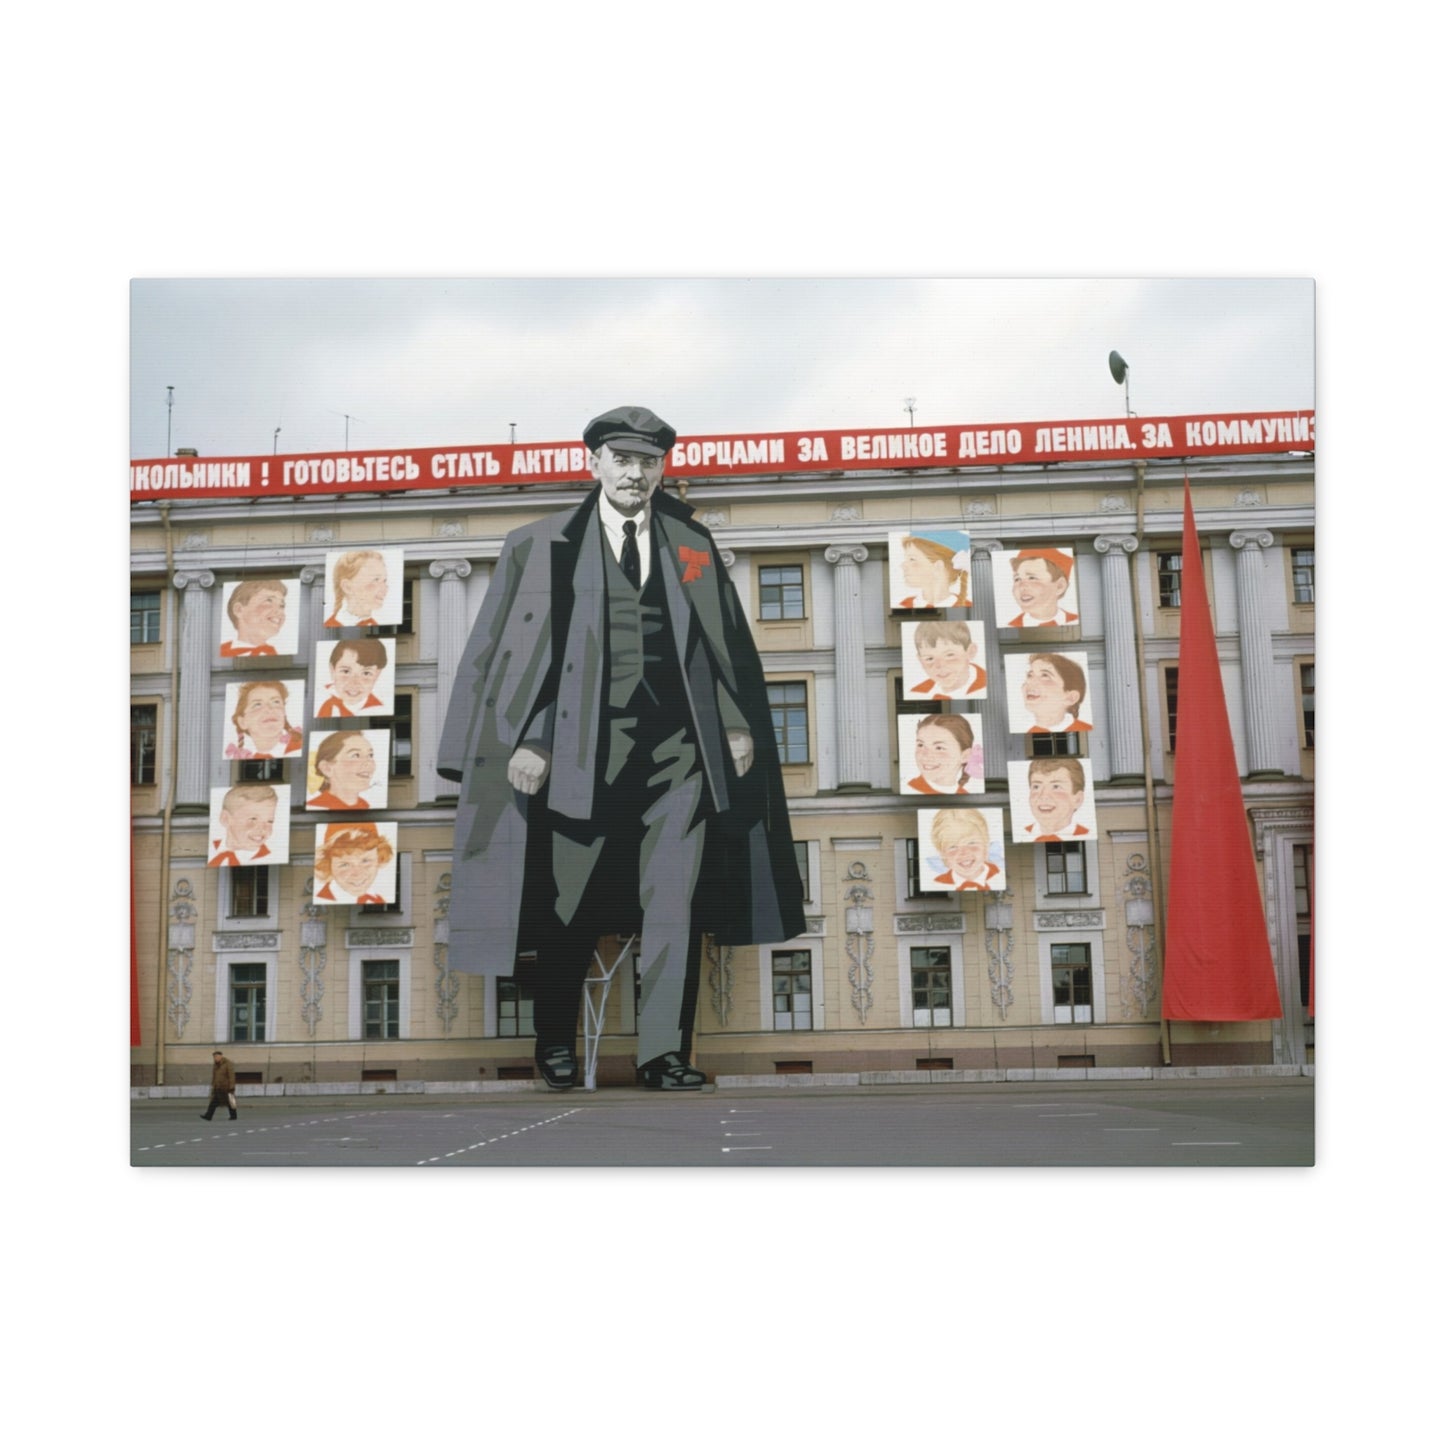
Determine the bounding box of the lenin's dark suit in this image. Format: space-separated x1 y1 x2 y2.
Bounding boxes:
438 483 803 1065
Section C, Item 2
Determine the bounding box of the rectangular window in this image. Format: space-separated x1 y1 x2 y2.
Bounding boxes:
1293 843 1313 1008
229 867 271 919
759 564 805 621
230 962 266 1042
894 674 942 719
497 978 535 1038
131 704 157 785
1299 662 1315 750
1157 552 1183 609
1043 842 1089 896
768 681 810 763
378 578 415 637
1051 943 1093 1024
131 591 161 644
1291 547 1315 605
904 837 926 900
362 959 401 1039
390 693 414 777
771 950 813 1030
1164 664 1180 751
793 840 811 905
1028 730 1083 759
910 945 952 1028
239 757 284 782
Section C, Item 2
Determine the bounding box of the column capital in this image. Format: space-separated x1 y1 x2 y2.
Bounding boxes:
1229 528 1276 553
824 544 868 567
428 558 473 582
1093 533 1139 557
172 568 215 591
299 564 327 588
717 548 736 569
970 539 1004 556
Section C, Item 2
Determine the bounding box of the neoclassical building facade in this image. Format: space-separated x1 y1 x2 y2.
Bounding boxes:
130 440 1315 1086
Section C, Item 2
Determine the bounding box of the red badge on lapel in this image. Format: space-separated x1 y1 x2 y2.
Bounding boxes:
679 546 711 584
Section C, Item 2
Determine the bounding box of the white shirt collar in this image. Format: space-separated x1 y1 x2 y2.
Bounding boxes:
597 490 653 582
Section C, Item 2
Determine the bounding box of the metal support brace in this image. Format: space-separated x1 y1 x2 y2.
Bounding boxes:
581 935 635 1091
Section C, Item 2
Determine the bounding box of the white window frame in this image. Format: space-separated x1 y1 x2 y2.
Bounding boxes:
896 935 964 1029
219 864 279 928
348 948 413 1040
760 940 822 1032
1034 931 1106 1026
213 950 279 1044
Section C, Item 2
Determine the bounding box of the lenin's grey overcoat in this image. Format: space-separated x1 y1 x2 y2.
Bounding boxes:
438 486 804 975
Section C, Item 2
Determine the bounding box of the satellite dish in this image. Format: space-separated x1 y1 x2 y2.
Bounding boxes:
1108 350 1129 385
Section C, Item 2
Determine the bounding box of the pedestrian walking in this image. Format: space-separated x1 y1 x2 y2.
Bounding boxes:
201 1050 238 1120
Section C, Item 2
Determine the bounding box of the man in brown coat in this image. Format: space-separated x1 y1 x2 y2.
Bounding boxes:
201 1050 238 1121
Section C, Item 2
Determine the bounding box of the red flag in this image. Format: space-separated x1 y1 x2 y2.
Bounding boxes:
1162 480 1282 1020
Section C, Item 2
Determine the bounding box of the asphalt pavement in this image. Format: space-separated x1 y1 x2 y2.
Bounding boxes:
131 1077 1313 1166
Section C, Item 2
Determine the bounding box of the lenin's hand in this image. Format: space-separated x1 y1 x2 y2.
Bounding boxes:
508 745 551 795
727 729 754 776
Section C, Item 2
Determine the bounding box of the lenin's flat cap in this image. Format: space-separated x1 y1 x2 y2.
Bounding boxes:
583 406 677 458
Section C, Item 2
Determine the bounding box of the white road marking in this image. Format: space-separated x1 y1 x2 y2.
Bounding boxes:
1171 1141 1241 1147
721 1146 773 1152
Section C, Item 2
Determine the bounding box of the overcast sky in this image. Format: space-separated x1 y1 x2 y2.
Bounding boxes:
129 277 1314 460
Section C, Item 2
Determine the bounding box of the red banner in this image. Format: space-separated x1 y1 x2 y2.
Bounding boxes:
130 409 1314 503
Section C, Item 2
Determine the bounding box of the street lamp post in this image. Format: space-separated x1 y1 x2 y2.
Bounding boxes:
166 385 174 456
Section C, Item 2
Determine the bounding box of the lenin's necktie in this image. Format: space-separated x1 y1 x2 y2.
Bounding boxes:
621 520 641 589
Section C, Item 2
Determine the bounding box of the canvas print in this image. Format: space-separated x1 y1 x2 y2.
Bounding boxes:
313 637 394 719
206 782 289 866
1003 650 1095 734
323 547 403 628
888 528 971 610
993 546 1080 629
897 711 983 795
1007 756 1097 843
219 576 300 658
129 278 1315 1170
917 806 1007 893
222 679 306 759
305 728 389 811
901 618 988 700
312 821 398 906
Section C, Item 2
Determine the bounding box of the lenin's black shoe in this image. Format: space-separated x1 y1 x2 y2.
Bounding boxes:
638 1052 706 1090
536 1043 580 1090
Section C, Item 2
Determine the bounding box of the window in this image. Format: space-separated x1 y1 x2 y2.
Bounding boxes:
903 837 926 900
1299 662 1315 750
1294 843 1313 1009
1029 730 1083 759
894 674 941 720
389 693 413 777
793 840 811 905
497 978 535 1038
1043 842 1089 896
910 946 952 1027
239 757 284 782
768 681 809 763
228 867 271 919
1291 547 1315 605
230 962 266 1042
1051 943 1093 1023
131 591 161 644
131 704 157 785
362 960 401 1039
377 577 415 637
1164 664 1180 751
759 564 805 621
771 950 812 1030
1157 552 1183 609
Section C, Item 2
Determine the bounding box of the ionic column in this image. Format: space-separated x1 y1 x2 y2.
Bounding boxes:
173 569 216 807
969 542 1008 785
429 558 474 800
1229 528 1281 775
825 544 870 789
1093 534 1143 780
